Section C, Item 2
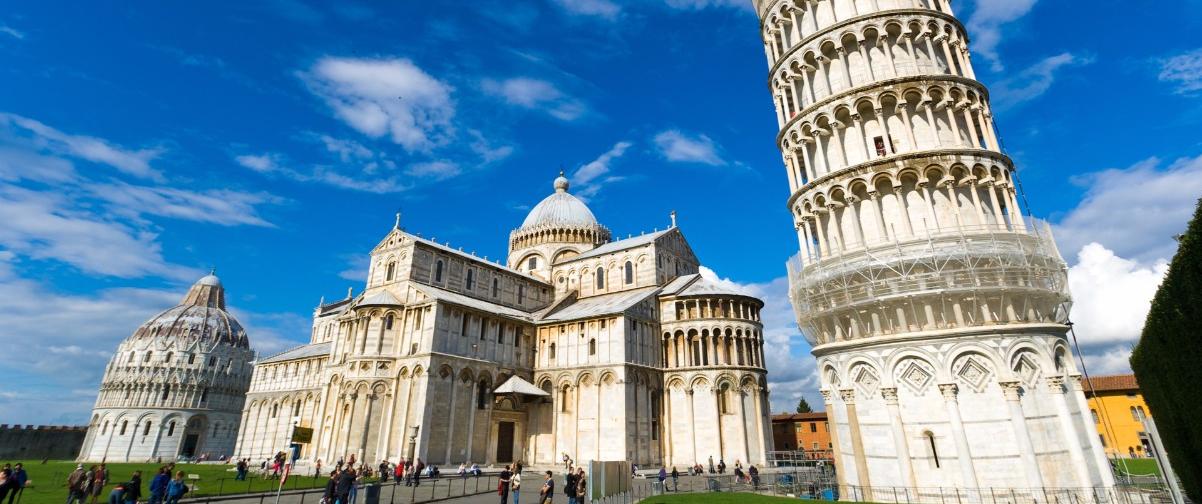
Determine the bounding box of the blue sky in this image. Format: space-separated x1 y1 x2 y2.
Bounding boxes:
2 0 1202 424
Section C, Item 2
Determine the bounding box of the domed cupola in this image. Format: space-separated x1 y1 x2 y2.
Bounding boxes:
131 272 249 349
508 172 611 280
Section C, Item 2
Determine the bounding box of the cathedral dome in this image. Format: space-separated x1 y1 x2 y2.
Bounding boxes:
519 173 599 230
130 273 250 349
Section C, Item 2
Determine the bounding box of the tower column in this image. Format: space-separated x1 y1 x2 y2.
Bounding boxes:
1000 381 1044 488
881 388 916 488
1047 376 1094 487
938 383 979 490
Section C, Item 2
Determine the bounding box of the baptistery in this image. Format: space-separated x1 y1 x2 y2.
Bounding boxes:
78 273 255 462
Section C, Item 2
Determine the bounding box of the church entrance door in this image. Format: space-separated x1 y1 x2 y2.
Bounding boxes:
182 434 199 458
496 422 515 463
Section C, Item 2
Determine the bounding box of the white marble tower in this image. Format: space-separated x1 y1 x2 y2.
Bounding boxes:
753 0 1114 498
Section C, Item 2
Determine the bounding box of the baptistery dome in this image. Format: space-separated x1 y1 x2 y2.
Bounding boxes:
78 273 255 462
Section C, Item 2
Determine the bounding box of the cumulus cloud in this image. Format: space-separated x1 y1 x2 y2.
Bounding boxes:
1054 154 1202 263
571 141 632 200
965 0 1039 72
552 0 621 19
236 152 411 193
1157 48 1202 95
482 77 588 121
304 57 455 152
653 129 725 166
990 52 1092 110
1066 243 1168 346
0 112 162 180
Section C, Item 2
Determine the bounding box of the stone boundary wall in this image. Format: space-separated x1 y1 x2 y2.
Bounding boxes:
0 424 89 460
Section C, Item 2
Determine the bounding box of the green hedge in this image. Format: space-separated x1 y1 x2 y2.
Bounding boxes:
1130 198 1202 502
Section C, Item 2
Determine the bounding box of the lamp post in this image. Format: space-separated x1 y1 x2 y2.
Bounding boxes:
407 425 420 462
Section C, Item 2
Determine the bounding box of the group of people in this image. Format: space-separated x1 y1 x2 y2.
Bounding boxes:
657 458 761 492
66 464 188 504
63 463 107 504
0 464 28 504
495 463 583 504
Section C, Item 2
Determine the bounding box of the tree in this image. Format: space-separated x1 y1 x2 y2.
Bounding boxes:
795 397 812 413
1130 198 1202 502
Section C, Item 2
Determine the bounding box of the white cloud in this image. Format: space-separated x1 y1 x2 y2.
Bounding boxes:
482 77 588 121
87 181 279 228
236 152 411 193
663 0 751 11
552 0 621 19
1054 155 1202 263
0 112 162 180
965 0 1039 72
1157 48 1202 94
467 129 515 165
1067 243 1168 346
654 129 725 165
991 52 1092 110
405 160 461 180
571 141 631 200
317 134 374 162
305 57 455 152
0 25 24 40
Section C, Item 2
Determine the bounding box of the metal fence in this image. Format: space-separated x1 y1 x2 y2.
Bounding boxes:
182 475 503 504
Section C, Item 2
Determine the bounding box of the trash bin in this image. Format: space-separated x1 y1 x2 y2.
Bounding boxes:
364 483 381 504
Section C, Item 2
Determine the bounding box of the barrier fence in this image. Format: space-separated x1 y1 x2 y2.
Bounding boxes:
181 475 503 504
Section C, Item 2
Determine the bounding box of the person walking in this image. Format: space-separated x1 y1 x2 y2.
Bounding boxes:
120 472 142 504
89 464 109 504
497 465 512 504
412 459 424 487
657 467 666 494
707 456 714 474
563 470 577 504
575 468 586 504
748 465 760 489
164 472 187 504
321 470 337 504
347 470 361 504
334 469 354 504
66 464 88 504
148 468 169 504
511 464 522 504
235 460 247 481
537 472 554 504
378 461 389 483
670 467 679 492
8 463 26 504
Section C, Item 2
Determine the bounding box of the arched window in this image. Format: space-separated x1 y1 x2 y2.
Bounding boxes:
128 351 135 363
624 261 634 285
465 269 475 290
596 267 605 290
102 422 109 435
119 421 128 436
271 404 278 418
477 380 490 410
718 384 730 414
385 314 395 330
492 278 499 298
144 351 153 363
528 257 538 270
385 262 396 281
925 431 941 467
293 401 302 417
187 353 195 365
165 352 173 363
200 388 209 403
435 259 444 282
410 343 418 355
161 386 170 402
560 385 571 412
548 342 556 359
143 421 151 436
588 338 596 355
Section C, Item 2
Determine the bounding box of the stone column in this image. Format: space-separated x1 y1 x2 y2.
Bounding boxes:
868 190 889 243
800 142 817 181
841 388 873 501
821 389 848 493
850 114 870 162
960 105 981 148
816 55 833 98
881 388 916 488
687 388 699 464
879 36 898 78
836 47 853 89
897 104 918 152
938 383 979 489
813 210 831 256
944 101 964 147
916 180 940 233
1047 376 1094 487
827 204 847 253
844 195 866 248
1000 381 1044 488
901 34 918 75
828 124 848 171
922 101 943 147
856 39 875 82
942 179 964 230
1070 374 1116 487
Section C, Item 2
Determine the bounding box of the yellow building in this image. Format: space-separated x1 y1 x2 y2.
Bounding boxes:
1085 374 1152 458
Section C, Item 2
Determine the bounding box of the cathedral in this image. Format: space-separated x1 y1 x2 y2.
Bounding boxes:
233 174 772 469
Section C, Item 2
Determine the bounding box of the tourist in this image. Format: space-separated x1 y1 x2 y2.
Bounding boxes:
412 458 424 487
470 462 481 477
717 459 726 474
8 463 26 504
378 461 389 483
236 459 248 481
538 471 554 504
67 464 89 504
457 462 467 478
733 465 745 484
392 461 402 486
707 456 714 474
314 460 322 479
334 469 354 504
574 468 586 503
148 468 170 504
165 472 188 504
748 465 760 489
498 465 512 504
657 467 666 491
121 472 142 504
670 467 679 492
511 463 522 504
89 464 109 504
563 469 577 504
322 470 338 504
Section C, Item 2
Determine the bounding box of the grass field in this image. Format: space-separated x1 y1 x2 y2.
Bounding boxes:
640 494 833 504
1113 458 1162 477
3 461 328 504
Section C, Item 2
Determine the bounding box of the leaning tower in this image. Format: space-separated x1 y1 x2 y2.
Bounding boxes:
753 0 1114 499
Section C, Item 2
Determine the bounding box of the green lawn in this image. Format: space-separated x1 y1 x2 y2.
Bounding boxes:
640 494 832 504
8 461 328 504
1113 458 1162 477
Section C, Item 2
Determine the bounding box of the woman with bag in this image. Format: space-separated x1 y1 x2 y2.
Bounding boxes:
510 464 522 504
